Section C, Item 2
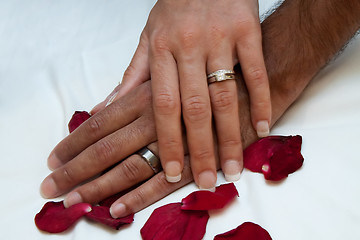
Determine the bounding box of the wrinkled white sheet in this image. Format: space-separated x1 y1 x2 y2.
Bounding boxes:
1 0 359 239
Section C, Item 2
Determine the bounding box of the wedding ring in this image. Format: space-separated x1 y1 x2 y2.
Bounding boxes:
207 69 235 84
137 147 162 174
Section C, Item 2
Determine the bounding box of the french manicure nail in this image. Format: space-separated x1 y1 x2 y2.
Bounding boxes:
110 203 126 218
256 120 270 138
223 160 241 182
165 161 182 183
64 192 82 208
105 91 119 107
40 177 59 199
198 170 216 191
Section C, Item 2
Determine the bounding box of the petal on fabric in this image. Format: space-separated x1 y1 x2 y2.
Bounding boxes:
35 201 92 233
141 203 209 240
214 222 272 240
181 183 239 211
68 111 91 133
243 135 303 181
85 206 134 230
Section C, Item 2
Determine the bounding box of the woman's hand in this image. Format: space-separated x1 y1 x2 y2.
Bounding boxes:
40 78 257 218
92 0 271 190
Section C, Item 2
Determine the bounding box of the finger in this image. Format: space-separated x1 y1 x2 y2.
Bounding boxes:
48 82 152 170
119 32 150 97
150 41 183 183
207 50 243 182
178 57 217 191
90 85 121 115
110 155 193 218
41 113 156 199
63 143 159 208
90 33 150 114
236 23 271 138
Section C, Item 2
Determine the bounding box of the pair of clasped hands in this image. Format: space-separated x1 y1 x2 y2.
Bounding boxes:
41 0 271 219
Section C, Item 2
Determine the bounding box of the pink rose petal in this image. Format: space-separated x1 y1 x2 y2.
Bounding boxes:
141 203 209 240
244 135 304 181
214 222 272 240
181 183 239 211
35 201 92 233
68 111 91 133
85 206 134 230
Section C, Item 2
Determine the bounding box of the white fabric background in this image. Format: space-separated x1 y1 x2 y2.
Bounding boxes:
0 0 359 239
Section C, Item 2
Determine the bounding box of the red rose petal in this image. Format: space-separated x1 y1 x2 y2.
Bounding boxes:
181 183 239 211
85 206 134 230
68 111 91 133
214 222 272 240
244 135 304 181
35 201 92 233
141 203 209 240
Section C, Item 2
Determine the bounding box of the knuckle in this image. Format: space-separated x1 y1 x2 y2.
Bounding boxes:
57 166 76 186
221 137 242 149
121 158 143 182
234 17 259 36
92 139 114 164
209 25 228 46
192 148 213 162
178 27 200 51
211 89 236 112
81 182 105 203
153 91 178 115
131 188 148 206
153 174 172 194
161 137 181 150
246 67 267 85
183 95 210 123
151 34 169 54
252 99 270 110
86 117 104 139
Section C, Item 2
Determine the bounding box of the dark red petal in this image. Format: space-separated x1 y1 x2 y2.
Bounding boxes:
141 203 209 240
243 135 304 181
214 222 272 240
35 201 92 233
85 206 134 230
68 111 91 133
181 183 238 211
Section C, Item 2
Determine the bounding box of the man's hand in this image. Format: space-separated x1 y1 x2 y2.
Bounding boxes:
40 0 360 218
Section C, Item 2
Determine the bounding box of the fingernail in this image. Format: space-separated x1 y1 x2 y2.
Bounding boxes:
223 160 241 182
198 170 216 191
110 203 126 218
165 161 182 183
47 152 61 170
40 177 59 198
64 192 82 208
256 120 270 138
105 91 118 107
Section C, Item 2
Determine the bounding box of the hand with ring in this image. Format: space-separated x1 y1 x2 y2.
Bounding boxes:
92 0 272 190
40 0 358 219
40 78 256 218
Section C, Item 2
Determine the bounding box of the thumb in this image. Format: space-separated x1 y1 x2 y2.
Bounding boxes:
91 33 150 114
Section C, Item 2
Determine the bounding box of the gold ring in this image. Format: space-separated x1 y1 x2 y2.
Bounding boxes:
207 69 235 84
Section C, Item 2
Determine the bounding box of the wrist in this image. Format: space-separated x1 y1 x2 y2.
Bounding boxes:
261 0 360 124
